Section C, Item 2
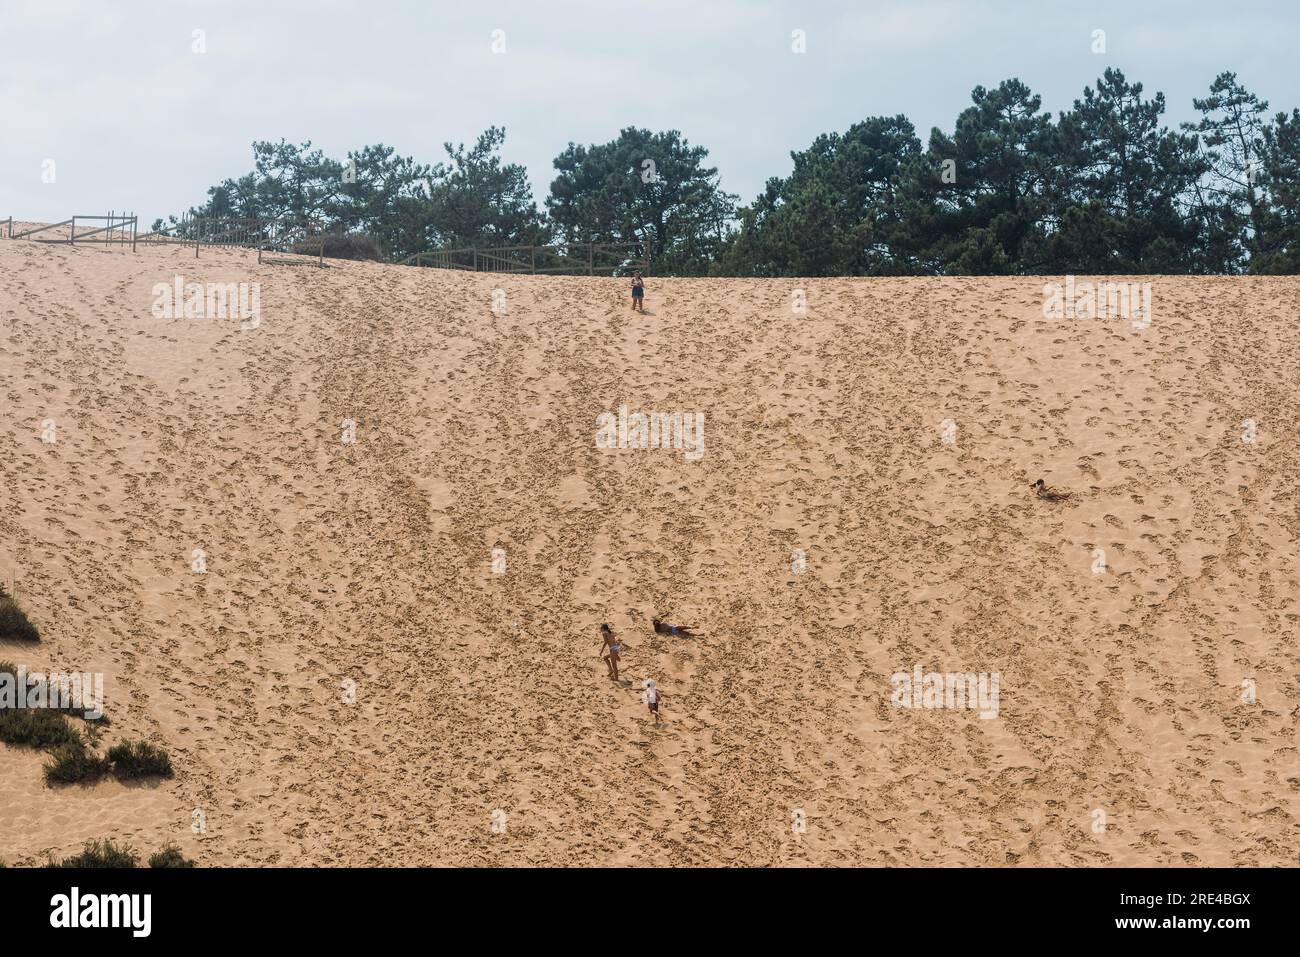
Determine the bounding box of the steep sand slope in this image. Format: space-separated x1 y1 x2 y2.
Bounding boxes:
1 239 1296 866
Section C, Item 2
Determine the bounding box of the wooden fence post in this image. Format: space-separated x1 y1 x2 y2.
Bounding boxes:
69 216 76 245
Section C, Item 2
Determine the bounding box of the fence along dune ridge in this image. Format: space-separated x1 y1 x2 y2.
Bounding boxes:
138 214 331 265
4 211 648 274
6 213 138 247
402 241 648 275
2 212 330 265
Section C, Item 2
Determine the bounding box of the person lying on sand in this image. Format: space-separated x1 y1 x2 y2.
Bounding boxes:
1033 478 1072 502
642 679 664 727
598 623 621 681
631 272 645 312
652 616 702 639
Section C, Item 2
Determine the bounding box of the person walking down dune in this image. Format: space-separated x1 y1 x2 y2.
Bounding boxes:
652 616 702 638
599 623 622 682
631 272 645 312
642 679 664 727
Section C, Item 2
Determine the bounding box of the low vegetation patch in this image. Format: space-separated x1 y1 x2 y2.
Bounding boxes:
43 740 112 785
290 233 385 261
43 839 196 868
148 843 196 868
41 739 173 786
107 740 174 779
2 651 176 789
0 661 101 752
0 660 102 718
0 705 83 749
50 839 139 868
0 587 39 643
0 661 84 748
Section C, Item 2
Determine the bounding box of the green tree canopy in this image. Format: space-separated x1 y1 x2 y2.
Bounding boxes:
1043 68 1206 273
153 72 1298 275
1182 71 1271 272
715 115 921 276
902 79 1057 274
1254 108 1300 273
154 128 545 261
547 128 736 276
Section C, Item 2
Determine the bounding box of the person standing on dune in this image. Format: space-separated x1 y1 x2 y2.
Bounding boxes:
631 272 645 312
598 623 622 682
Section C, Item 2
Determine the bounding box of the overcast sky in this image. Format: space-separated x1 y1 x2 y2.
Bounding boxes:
2 0 1297 226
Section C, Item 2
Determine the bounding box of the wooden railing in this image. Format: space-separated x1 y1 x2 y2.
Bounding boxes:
7 213 138 248
402 242 647 275
6 213 649 276
136 215 334 265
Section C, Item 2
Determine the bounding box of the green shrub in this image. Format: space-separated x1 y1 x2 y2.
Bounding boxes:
0 660 82 748
148 843 195 868
1 661 100 748
0 589 39 642
107 740 173 779
52 839 139 868
43 741 112 785
0 705 82 749
290 233 385 261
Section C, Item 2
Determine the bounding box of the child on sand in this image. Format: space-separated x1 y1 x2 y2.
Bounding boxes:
642 679 663 726
598 623 621 682
631 272 644 312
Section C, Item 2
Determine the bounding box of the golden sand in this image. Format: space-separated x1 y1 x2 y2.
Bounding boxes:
1 238 1296 865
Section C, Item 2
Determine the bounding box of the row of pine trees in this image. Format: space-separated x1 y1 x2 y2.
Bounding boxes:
159 71 1300 275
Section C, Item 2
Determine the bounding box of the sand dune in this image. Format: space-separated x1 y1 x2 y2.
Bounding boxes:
1 238 1296 866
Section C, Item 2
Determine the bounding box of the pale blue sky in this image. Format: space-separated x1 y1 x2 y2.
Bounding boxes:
2 0 1296 225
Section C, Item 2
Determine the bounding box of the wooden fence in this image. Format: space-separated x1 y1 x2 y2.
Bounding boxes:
7 213 138 248
136 214 334 266
5 213 649 276
4 211 334 266
402 242 647 275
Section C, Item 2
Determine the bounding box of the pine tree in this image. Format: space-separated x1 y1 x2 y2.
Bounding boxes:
1044 69 1205 273
1182 72 1271 272
1254 109 1300 273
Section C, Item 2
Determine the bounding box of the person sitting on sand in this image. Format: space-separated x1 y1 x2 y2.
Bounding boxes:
642 679 664 727
631 272 645 312
598 623 622 682
1033 478 1072 502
